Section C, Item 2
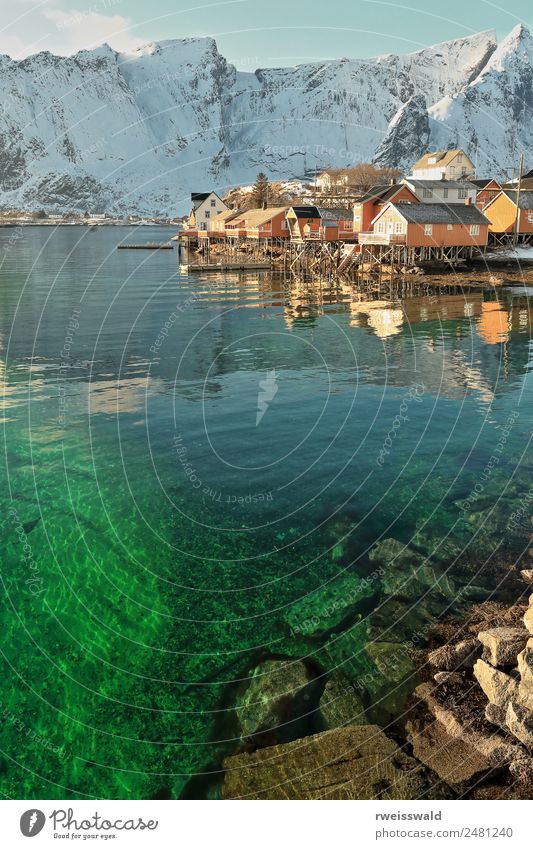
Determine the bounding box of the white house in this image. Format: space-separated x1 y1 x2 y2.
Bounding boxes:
189 192 229 230
401 178 477 205
410 149 475 181
315 170 350 194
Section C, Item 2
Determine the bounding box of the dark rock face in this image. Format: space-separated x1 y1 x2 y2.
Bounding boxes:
373 95 430 170
222 725 429 800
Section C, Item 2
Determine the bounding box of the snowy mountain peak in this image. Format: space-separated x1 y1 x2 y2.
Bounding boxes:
0 26 532 214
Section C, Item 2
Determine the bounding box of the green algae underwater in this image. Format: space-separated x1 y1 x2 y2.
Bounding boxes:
1 226 533 799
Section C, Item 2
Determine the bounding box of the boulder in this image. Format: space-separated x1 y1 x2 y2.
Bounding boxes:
319 673 366 729
517 640 533 688
236 659 314 743
506 701 533 749
364 641 417 723
524 605 533 635
520 569 533 583
478 627 529 667
222 725 427 800
409 718 495 790
473 659 518 708
518 682 533 711
412 683 517 766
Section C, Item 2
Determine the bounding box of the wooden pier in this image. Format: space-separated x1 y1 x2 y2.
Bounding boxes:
117 243 174 250
174 230 487 279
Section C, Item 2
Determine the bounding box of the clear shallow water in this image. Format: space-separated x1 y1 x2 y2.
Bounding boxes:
1 226 533 799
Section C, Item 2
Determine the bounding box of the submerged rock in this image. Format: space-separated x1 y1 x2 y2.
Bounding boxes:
222 725 428 800
364 641 417 723
236 659 314 743
319 672 366 729
286 570 376 638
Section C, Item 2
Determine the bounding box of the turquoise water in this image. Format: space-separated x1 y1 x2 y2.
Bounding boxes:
1 226 532 798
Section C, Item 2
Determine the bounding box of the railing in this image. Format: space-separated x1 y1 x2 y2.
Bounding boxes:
358 232 406 245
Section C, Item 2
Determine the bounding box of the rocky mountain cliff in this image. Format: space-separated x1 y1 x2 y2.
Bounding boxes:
0 25 531 215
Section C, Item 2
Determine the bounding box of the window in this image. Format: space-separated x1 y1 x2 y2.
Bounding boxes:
457 154 463 163
443 188 448 199
458 189 468 199
424 224 433 236
281 219 288 229
377 221 385 233
469 224 480 236
395 221 402 234
527 212 533 223
461 167 467 175
205 211 210 219
450 166 455 176
423 188 432 198
211 199 216 207
447 224 453 231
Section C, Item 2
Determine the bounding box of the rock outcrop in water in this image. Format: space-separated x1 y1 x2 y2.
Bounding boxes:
222 725 432 800
407 588 533 798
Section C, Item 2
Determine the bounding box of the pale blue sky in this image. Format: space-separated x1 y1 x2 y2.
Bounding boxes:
0 0 530 65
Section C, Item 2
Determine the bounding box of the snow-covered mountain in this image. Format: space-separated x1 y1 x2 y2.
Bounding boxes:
0 25 531 215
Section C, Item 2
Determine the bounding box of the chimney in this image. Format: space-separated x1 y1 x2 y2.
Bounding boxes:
464 197 473 205
389 177 396 186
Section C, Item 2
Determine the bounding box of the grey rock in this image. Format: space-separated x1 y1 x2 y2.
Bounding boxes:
478 627 529 667
506 701 533 748
237 659 313 742
473 659 519 707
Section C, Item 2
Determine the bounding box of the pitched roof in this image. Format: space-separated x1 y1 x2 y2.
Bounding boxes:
354 185 391 203
385 202 489 225
355 183 416 204
289 205 321 218
411 149 471 170
211 208 241 224
191 192 211 203
470 178 501 189
317 207 351 220
241 206 290 227
404 178 476 190
501 190 533 209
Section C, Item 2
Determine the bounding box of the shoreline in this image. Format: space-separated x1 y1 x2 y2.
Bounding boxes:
220 562 533 800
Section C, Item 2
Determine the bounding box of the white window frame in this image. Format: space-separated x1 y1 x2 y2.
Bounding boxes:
469 224 480 236
423 188 432 198
447 224 453 231
394 221 402 234
458 189 468 199
443 188 448 199
424 224 433 236
527 212 533 223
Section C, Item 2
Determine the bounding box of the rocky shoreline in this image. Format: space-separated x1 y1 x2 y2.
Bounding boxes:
220 569 533 800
